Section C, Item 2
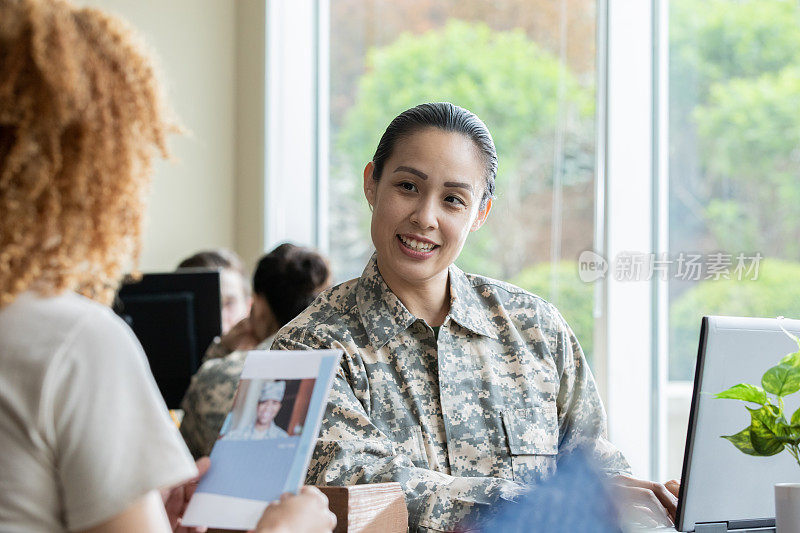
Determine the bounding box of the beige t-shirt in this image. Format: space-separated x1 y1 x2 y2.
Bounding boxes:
0 292 197 532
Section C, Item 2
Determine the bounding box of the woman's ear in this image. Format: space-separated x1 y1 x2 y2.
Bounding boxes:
363 162 376 208
470 198 492 232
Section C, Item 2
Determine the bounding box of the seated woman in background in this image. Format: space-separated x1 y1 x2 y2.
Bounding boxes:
180 243 330 458
0 1 334 532
271 102 678 532
176 248 251 340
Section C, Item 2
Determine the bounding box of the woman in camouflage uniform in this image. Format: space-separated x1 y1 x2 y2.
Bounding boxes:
272 102 678 532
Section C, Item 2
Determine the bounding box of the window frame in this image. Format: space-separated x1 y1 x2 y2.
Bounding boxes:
263 0 325 251
601 0 659 479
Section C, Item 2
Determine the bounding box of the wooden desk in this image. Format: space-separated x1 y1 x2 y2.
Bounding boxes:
318 483 408 533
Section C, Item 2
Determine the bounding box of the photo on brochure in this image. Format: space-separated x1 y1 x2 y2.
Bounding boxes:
181 350 342 531
221 378 314 441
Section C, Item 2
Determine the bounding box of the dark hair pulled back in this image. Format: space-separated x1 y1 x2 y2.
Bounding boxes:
252 243 330 327
371 102 497 209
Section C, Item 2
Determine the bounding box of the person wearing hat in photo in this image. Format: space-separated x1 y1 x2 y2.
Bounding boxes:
226 381 289 440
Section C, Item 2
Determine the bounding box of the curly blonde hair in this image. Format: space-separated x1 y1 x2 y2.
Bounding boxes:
0 0 177 307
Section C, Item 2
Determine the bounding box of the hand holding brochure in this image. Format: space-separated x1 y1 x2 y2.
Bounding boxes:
181 350 341 530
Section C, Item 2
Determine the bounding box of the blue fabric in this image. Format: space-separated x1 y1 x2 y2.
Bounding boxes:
477 450 623 533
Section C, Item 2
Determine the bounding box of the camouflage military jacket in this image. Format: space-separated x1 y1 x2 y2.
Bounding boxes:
271 254 630 532
179 336 274 458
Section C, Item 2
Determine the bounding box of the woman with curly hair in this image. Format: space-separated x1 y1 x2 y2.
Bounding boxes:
0 1 335 532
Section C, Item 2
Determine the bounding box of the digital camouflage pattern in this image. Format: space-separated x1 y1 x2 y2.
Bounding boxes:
179 351 245 458
179 337 274 458
271 254 630 532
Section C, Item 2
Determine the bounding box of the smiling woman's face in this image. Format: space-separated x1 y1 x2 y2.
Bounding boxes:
364 127 491 290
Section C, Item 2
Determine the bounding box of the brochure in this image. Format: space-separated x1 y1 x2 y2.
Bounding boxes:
181 349 342 530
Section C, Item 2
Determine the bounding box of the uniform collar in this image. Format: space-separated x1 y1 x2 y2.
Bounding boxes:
356 254 498 348
447 262 498 339
356 254 417 350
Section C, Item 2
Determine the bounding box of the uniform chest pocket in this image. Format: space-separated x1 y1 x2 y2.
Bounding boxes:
501 405 558 484
389 425 429 469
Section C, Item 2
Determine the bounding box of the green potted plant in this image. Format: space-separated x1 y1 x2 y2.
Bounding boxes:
716 320 800 531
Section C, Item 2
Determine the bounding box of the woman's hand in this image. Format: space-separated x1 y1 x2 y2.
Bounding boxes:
254 486 337 533
161 457 211 532
219 317 258 353
610 475 680 527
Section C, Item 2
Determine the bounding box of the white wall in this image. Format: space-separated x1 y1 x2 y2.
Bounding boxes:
79 0 238 272
234 0 268 271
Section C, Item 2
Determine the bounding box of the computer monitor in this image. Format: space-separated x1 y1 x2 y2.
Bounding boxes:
116 271 222 409
676 316 800 532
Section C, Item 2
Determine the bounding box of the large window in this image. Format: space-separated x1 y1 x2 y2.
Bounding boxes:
326 0 601 366
263 0 800 480
665 0 800 479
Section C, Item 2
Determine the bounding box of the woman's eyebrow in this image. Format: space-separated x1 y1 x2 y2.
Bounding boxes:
394 165 428 180
444 181 474 192
394 166 473 192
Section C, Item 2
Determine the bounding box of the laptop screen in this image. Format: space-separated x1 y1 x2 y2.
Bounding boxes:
676 316 800 531
115 271 222 408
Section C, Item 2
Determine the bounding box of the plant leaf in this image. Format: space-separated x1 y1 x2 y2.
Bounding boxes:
764 403 781 418
721 427 759 456
780 350 800 368
792 407 800 427
762 362 800 397
773 418 798 445
715 383 767 404
749 406 786 456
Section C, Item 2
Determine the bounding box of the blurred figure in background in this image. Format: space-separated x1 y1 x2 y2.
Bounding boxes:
180 243 331 458
176 248 251 338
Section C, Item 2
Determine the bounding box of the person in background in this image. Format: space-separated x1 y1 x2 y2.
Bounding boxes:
0 1 334 531
180 243 330 458
176 248 251 339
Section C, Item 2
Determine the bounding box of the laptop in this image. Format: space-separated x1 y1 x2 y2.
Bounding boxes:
115 270 222 408
666 316 800 532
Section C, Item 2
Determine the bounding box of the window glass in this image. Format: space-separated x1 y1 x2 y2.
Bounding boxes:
666 0 800 479
328 0 600 364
